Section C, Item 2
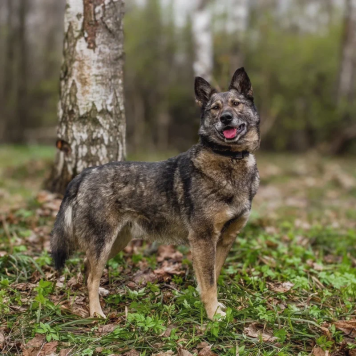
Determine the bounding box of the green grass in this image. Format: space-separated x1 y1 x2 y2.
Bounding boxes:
0 146 356 355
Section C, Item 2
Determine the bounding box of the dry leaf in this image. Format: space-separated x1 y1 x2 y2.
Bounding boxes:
312 346 326 356
198 346 217 356
152 351 175 356
196 342 209 349
334 320 356 338
177 349 193 356
59 349 72 356
157 245 183 262
41 341 58 355
269 281 294 293
97 324 117 335
0 331 5 348
26 334 46 348
132 270 159 285
163 324 177 338
154 261 185 277
243 323 277 343
123 351 140 356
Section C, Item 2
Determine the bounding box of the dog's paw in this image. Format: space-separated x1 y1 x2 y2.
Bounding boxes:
214 303 226 319
217 302 226 311
91 310 107 319
206 302 226 320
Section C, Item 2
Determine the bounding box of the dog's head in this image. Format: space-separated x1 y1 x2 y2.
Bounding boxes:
195 67 260 152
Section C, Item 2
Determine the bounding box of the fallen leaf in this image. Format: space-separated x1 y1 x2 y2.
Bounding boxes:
0 331 5 348
26 334 46 348
154 261 185 277
334 320 356 338
97 324 117 335
198 346 217 356
59 349 72 356
132 270 159 285
269 282 294 293
152 351 175 356
196 342 209 349
157 245 183 262
163 324 177 338
243 323 277 343
177 349 193 356
41 341 58 355
123 351 140 356
312 346 326 356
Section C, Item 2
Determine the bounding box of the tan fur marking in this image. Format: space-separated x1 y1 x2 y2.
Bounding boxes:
215 211 250 280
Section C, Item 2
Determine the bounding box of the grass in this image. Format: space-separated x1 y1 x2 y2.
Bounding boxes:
0 145 356 355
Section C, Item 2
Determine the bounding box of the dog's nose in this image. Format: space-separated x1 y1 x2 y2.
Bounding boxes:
220 112 233 125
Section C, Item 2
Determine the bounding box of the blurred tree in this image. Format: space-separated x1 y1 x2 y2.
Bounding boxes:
193 0 213 81
48 0 126 194
331 0 356 153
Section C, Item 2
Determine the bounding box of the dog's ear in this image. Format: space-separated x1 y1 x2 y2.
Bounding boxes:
229 67 253 99
195 77 216 107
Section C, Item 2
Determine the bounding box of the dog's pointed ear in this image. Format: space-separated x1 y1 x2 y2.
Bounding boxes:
195 77 216 107
229 67 253 99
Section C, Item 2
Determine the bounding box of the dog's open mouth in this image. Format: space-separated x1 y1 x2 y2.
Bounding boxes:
222 123 246 140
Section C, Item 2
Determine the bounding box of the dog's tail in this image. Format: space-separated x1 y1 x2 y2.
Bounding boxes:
51 179 79 271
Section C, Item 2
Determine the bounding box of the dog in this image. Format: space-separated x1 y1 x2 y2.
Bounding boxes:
51 67 260 320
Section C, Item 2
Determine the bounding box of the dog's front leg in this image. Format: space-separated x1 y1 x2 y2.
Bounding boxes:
189 233 225 320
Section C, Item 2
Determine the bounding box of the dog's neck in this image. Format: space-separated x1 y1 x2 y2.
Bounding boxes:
199 136 250 160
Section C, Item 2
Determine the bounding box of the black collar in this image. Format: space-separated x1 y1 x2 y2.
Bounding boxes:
199 137 250 160
211 148 249 160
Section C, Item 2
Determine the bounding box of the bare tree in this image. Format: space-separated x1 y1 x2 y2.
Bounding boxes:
49 0 126 194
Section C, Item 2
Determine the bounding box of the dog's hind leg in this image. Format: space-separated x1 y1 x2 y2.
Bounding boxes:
86 225 132 318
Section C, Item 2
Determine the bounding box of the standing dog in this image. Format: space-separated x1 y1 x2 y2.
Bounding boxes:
51 67 260 320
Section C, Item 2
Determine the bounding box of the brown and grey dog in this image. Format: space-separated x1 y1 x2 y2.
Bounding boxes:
51 67 260 320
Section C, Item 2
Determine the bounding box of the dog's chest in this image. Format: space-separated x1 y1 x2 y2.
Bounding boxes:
195 154 258 203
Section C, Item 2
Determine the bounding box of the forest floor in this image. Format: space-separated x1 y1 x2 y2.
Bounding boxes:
0 145 356 356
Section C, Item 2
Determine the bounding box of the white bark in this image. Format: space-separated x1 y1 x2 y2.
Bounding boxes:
192 0 213 81
50 0 126 193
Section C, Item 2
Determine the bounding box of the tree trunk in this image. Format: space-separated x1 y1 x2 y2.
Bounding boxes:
337 0 356 102
0 0 15 143
48 0 126 194
327 0 356 154
192 0 213 81
15 0 28 143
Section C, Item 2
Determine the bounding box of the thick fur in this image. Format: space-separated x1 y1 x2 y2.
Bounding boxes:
51 67 260 320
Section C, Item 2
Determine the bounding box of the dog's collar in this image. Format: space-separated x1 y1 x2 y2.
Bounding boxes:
199 137 250 160
211 148 250 160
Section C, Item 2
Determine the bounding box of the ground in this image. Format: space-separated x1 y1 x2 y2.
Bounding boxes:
0 145 356 356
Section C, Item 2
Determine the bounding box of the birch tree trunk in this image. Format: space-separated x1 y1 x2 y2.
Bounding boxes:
49 0 126 194
192 0 213 81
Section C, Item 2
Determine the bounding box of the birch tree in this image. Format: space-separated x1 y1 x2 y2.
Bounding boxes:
49 0 126 194
192 0 213 81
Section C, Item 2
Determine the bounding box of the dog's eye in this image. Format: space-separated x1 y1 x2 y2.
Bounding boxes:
212 105 220 110
232 101 240 106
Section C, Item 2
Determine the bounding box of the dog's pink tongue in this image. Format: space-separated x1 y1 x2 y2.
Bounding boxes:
223 128 237 139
